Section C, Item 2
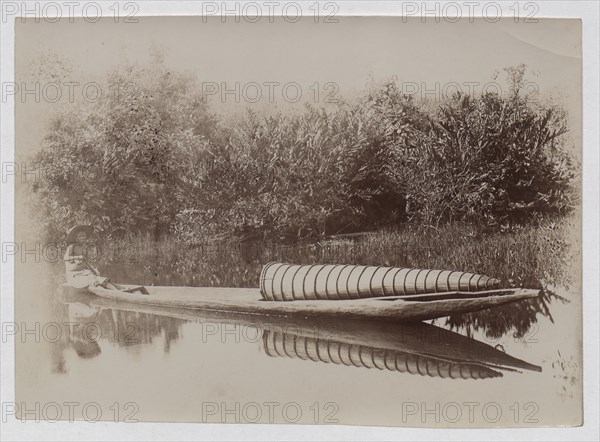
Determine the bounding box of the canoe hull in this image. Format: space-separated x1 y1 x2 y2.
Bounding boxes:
63 291 542 377
77 285 540 322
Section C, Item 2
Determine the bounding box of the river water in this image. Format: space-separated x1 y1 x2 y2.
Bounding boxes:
14 260 582 428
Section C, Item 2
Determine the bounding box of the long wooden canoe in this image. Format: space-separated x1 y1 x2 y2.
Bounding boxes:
62 291 542 377
76 284 540 322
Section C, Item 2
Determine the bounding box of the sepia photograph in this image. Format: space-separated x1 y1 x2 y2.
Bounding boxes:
1 2 597 439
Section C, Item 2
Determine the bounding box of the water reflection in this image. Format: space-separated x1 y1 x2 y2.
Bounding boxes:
444 290 561 340
52 289 187 373
59 287 541 380
263 330 503 379
260 316 541 379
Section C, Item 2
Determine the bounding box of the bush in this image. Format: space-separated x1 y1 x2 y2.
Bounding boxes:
397 74 576 226
33 63 219 239
173 99 421 242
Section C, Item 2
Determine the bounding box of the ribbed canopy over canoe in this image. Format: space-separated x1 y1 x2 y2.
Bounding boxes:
260 262 501 301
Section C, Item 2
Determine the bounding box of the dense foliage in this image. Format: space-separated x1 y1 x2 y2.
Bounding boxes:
34 64 219 239
401 91 575 226
32 63 576 242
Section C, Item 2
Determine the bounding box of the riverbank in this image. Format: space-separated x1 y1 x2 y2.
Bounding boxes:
97 216 579 297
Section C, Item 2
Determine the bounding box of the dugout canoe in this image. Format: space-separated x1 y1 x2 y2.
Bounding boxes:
62 290 542 378
77 284 540 322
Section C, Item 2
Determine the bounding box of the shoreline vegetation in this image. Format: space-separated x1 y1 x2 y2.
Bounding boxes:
98 216 577 293
31 62 578 244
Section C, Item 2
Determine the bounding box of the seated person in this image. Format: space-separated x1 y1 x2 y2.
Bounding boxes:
64 225 111 288
64 224 148 293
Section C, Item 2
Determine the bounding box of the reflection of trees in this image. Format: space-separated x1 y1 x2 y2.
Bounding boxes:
51 286 188 372
90 308 186 351
73 306 186 356
444 289 566 339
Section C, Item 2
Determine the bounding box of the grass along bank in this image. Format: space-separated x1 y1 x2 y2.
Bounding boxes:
95 216 578 295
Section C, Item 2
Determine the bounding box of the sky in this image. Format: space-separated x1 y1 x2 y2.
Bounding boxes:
15 16 582 158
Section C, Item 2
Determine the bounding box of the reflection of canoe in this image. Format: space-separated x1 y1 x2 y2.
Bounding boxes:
263 330 503 379
62 290 542 378
72 284 539 323
262 320 542 379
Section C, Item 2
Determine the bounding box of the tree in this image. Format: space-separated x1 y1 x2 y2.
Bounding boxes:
398 67 575 226
34 61 220 239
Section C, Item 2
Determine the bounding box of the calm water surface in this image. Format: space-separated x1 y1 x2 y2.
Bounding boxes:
16 261 582 427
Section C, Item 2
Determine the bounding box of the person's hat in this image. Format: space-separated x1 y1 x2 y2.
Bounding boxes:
66 225 94 243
